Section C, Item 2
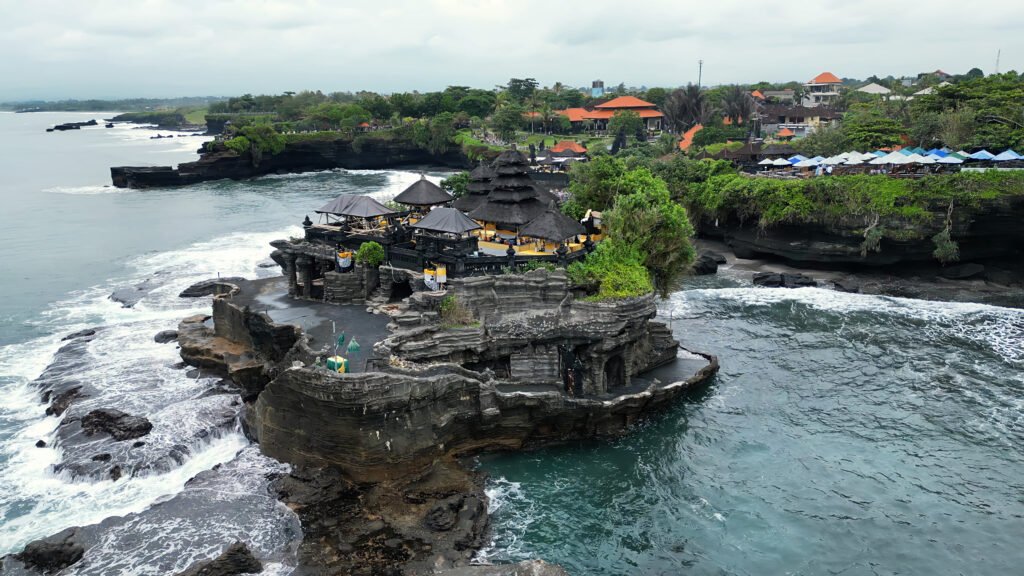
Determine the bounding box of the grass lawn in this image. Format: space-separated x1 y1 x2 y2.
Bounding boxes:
183 107 208 124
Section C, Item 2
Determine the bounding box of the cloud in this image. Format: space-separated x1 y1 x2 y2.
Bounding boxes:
0 0 1021 100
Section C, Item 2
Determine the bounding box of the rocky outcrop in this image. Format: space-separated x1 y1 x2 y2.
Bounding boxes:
80 409 153 441
274 462 489 575
8 527 85 573
175 542 262 576
752 272 818 288
704 194 1024 279
179 277 245 298
112 136 473 188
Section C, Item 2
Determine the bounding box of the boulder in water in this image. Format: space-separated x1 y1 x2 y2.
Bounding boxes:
433 560 570 575
692 253 719 276
12 527 85 573
81 409 153 441
45 386 83 416
61 328 96 341
154 330 179 344
701 250 727 264
175 541 263 576
752 272 818 288
179 278 245 298
35 439 47 448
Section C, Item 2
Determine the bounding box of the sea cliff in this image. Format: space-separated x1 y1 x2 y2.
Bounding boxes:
173 268 717 574
111 134 475 188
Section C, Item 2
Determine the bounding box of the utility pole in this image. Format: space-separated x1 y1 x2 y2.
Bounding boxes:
995 48 1001 74
698 59 704 88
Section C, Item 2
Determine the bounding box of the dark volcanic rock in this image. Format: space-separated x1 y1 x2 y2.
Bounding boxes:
939 263 985 280
61 328 96 341
91 453 111 462
692 253 719 275
35 439 46 448
832 278 861 293
154 330 179 343
13 527 85 573
45 387 83 416
80 409 153 441
701 250 727 264
753 272 818 288
110 278 160 308
179 278 245 298
175 541 262 576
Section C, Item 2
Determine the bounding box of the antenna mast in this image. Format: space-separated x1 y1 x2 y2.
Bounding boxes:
995 49 1001 74
698 60 704 88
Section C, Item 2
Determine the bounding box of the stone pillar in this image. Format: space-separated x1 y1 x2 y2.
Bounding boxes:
296 255 313 299
285 254 299 297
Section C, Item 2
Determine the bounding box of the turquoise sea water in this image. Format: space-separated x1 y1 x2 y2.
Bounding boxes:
0 112 1022 574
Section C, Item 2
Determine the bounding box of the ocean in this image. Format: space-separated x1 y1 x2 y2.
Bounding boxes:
0 111 1022 575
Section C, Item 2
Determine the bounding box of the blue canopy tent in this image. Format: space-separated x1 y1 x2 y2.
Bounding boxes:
787 155 808 164
991 149 1021 161
969 149 995 160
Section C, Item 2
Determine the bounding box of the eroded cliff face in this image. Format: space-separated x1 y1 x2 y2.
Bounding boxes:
707 194 1024 270
176 270 717 574
112 136 473 188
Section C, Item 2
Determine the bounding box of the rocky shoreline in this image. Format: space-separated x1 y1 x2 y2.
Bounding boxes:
111 136 475 188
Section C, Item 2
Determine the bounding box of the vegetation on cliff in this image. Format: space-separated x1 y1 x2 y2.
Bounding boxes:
565 157 697 297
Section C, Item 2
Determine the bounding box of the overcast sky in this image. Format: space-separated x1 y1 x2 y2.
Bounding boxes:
2 0 1022 101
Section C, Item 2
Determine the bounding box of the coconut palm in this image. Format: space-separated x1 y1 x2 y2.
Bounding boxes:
721 85 754 126
662 84 716 132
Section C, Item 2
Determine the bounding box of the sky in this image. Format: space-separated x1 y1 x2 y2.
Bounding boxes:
2 0 1022 101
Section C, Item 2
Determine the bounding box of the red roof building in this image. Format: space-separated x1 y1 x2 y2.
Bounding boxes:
751 90 765 101
549 140 587 154
804 72 843 107
556 96 664 132
776 127 795 139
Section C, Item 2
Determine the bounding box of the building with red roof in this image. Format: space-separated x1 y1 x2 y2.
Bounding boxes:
549 140 587 154
804 72 843 107
556 96 664 132
776 127 795 139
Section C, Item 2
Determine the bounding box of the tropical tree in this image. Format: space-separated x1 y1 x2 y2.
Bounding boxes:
662 84 715 132
608 110 643 141
721 85 754 126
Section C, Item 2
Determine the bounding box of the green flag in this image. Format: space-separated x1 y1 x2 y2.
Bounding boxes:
346 337 360 353
336 332 346 347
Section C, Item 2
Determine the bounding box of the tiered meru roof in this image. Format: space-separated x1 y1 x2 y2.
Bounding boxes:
468 149 550 227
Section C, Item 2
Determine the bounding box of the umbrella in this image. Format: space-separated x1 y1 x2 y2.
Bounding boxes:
823 156 846 165
937 155 963 164
872 150 887 157
844 158 865 165
757 158 775 165
907 154 935 164
969 149 995 160
837 152 851 159
787 155 808 164
794 159 820 167
992 149 1021 161
772 158 792 166
898 149 913 156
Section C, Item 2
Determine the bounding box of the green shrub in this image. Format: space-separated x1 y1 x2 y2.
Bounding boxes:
355 241 385 266
439 294 476 327
441 171 470 198
567 239 652 300
932 228 960 263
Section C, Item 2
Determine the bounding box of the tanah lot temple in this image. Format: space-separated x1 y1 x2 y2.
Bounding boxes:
273 147 600 302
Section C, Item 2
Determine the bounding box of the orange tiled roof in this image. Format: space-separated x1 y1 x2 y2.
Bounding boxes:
550 140 587 154
678 124 703 151
809 72 842 84
557 108 589 122
358 122 370 127
594 95 658 109
583 108 664 120
751 90 765 100
776 127 795 137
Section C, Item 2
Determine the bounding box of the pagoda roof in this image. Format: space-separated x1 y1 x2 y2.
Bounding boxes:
549 140 587 154
411 207 481 234
392 175 453 206
520 208 586 242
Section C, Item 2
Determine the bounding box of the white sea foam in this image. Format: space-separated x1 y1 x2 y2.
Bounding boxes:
473 476 535 564
0 226 299 555
663 286 1024 366
42 185 128 196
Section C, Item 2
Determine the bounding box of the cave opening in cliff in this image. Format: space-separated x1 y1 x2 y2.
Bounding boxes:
462 356 511 379
389 279 413 302
604 354 626 390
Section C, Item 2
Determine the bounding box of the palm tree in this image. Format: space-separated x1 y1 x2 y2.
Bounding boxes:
721 85 754 126
663 84 715 132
